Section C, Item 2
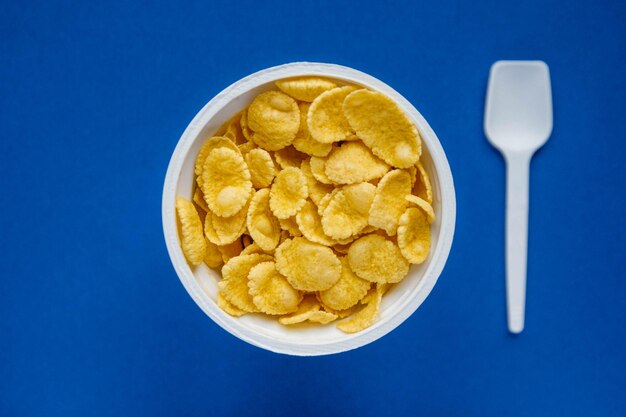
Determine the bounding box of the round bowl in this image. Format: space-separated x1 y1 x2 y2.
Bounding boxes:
162 62 455 356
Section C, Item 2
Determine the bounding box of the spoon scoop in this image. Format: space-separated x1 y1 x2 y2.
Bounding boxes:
484 61 553 333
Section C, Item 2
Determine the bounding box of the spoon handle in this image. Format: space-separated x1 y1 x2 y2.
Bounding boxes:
504 152 531 333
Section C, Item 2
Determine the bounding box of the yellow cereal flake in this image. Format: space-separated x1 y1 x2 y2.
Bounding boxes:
247 91 299 150
248 261 302 315
308 86 358 143
217 239 244 263
197 204 207 226
414 161 433 204
204 202 248 245
307 310 339 324
397 207 431 264
278 216 302 237
240 242 271 256
347 234 409 283
278 295 320 325
193 187 209 213
218 253 273 312
318 257 371 310
277 295 338 325
175 197 207 266
368 170 412 235
201 147 252 217
292 103 333 157
334 234 358 246
237 140 257 156
246 188 281 252
302 310 339 324
223 114 246 144
361 225 378 234
316 188 339 215
275 77 338 102
275 237 342 291
239 109 253 141
248 133 276 152
406 166 417 188
300 159 333 206
343 89 421 168
245 148 276 189
318 300 360 318
332 242 352 254
343 183 378 213
324 141 390 184
217 292 247 317
194 136 240 176
336 284 384 333
196 171 205 190
360 283 390 304
204 239 224 268
309 156 333 184
405 194 435 223
322 183 376 240
269 167 308 219
274 146 307 169
295 200 336 246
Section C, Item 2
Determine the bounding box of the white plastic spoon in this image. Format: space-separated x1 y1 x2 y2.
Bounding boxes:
484 61 553 334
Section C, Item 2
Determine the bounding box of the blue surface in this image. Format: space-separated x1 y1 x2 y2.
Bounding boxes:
1 0 625 415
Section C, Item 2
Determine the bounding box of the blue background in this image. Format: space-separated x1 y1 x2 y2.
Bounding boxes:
1 0 625 415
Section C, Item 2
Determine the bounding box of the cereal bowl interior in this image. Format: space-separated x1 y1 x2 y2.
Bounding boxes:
163 63 455 355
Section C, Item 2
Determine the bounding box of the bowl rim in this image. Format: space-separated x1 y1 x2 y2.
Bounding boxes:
162 62 456 355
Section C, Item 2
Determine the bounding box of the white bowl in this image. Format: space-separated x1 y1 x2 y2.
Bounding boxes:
162 62 456 356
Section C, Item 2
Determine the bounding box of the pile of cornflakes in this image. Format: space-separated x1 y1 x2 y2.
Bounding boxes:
175 77 434 333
